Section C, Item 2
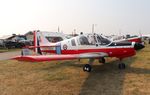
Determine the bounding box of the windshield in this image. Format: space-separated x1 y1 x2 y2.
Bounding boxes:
97 35 111 45
79 36 90 45
78 34 111 46
46 37 63 43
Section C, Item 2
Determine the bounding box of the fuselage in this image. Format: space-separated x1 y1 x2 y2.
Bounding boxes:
40 34 136 59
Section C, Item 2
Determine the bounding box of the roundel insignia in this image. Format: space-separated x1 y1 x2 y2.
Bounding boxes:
63 44 68 50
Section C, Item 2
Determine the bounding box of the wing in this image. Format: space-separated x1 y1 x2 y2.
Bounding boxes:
12 52 108 62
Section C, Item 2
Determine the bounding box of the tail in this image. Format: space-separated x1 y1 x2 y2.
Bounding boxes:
34 30 52 54
33 30 41 54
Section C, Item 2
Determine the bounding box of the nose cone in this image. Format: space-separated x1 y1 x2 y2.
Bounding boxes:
134 43 145 50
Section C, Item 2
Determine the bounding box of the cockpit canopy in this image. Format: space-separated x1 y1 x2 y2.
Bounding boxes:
78 34 111 45
96 35 111 45
79 36 90 45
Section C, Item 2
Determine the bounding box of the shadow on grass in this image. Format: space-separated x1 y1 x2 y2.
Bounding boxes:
79 57 150 95
38 60 83 71
33 56 150 95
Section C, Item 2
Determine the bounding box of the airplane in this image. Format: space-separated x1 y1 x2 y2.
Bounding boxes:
142 34 150 38
108 34 142 42
106 34 145 50
12 30 140 72
142 34 150 44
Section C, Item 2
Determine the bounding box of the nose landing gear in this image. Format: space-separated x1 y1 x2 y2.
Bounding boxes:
118 63 126 69
118 58 126 69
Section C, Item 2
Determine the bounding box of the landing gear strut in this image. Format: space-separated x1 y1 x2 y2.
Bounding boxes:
99 57 105 64
118 63 126 69
83 58 94 72
118 58 126 69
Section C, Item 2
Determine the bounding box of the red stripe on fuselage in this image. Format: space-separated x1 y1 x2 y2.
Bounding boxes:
41 48 136 58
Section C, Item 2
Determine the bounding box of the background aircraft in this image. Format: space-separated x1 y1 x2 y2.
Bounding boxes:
142 34 150 44
105 34 145 50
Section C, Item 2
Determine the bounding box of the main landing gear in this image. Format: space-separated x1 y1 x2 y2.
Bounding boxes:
83 58 94 72
83 64 92 72
99 57 105 64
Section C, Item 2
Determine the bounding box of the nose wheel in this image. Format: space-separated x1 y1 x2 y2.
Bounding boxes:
83 64 92 72
118 63 126 69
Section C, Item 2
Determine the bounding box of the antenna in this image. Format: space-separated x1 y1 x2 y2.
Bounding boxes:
73 29 76 36
92 24 97 33
58 26 60 32
119 29 121 36
92 24 94 33
139 29 142 37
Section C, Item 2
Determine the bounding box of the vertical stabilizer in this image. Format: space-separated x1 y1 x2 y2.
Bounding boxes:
33 30 37 52
33 30 42 55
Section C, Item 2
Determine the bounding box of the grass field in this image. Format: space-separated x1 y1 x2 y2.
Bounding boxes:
0 44 149 95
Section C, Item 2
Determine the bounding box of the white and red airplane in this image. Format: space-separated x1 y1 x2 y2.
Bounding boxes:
13 31 138 72
120 36 145 50
143 34 150 44
109 35 142 43
107 35 145 50
142 34 150 38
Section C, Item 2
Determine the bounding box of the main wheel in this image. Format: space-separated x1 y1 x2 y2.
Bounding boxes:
99 57 105 64
118 63 126 69
83 64 92 72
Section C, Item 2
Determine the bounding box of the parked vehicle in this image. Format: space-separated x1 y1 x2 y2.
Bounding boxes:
0 40 5 48
4 41 25 49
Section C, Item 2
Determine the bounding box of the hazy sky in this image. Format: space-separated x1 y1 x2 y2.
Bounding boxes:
0 0 150 36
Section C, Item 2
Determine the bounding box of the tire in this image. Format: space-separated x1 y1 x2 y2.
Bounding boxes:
83 64 92 72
